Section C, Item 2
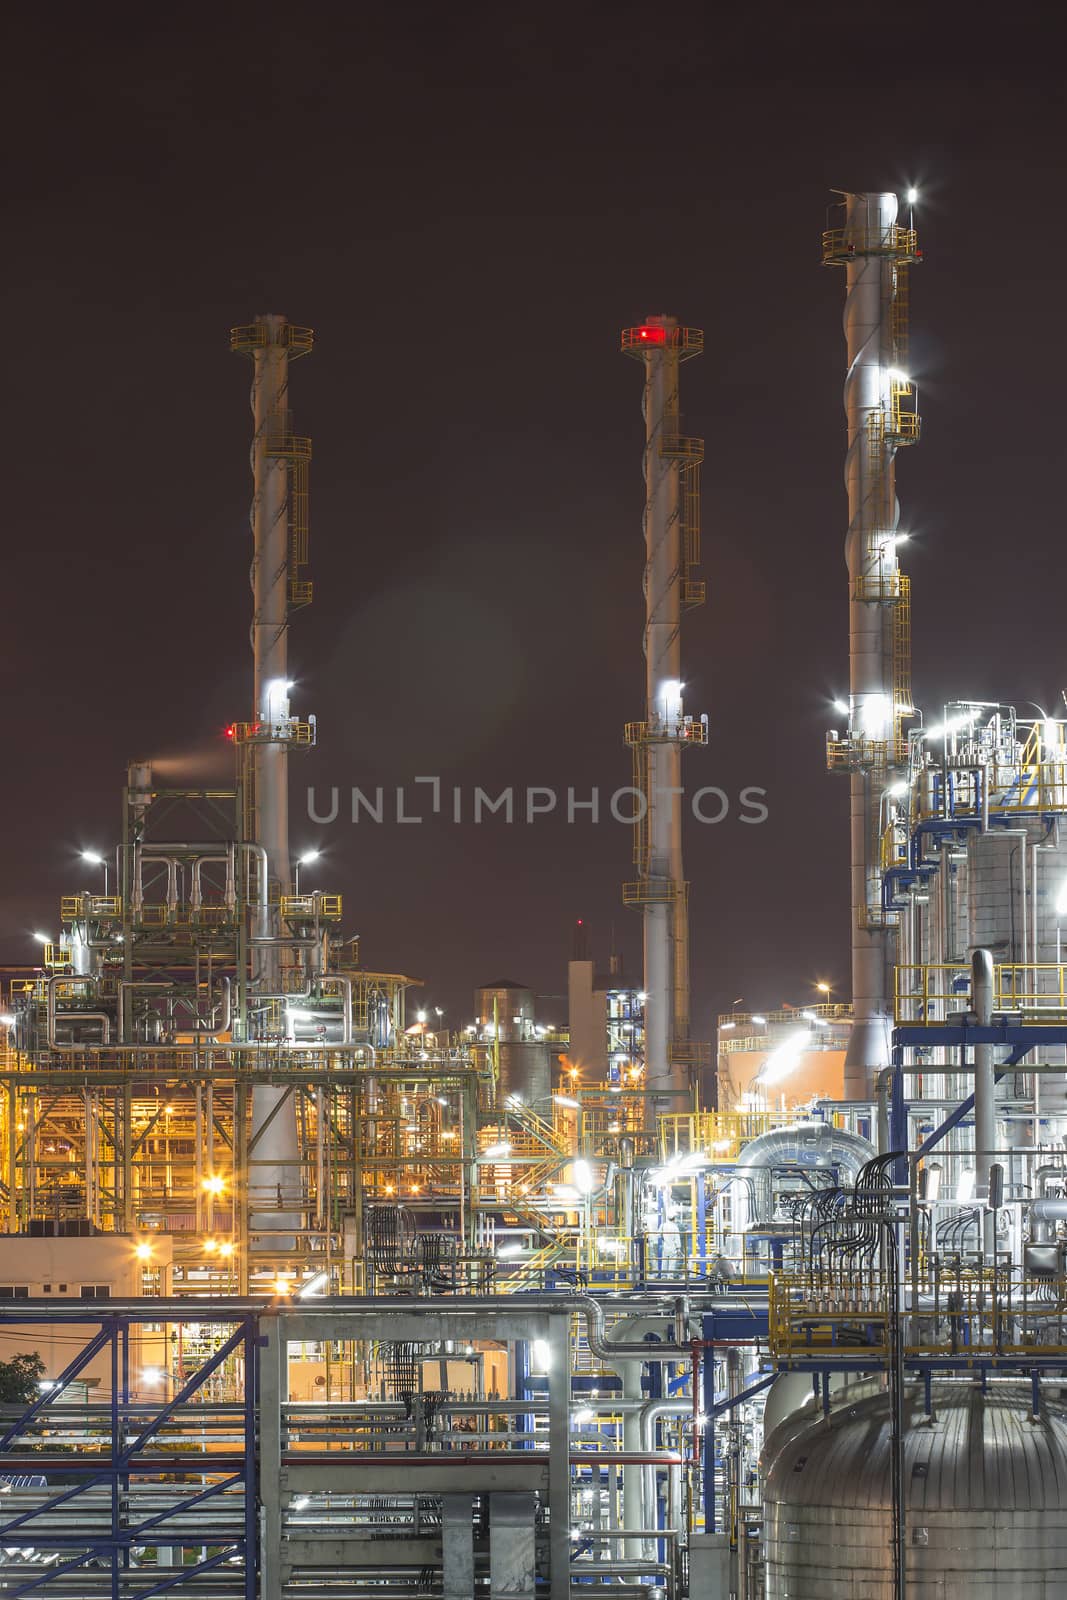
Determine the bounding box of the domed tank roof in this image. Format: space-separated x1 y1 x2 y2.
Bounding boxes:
766 1382 1067 1512
763 1383 1067 1597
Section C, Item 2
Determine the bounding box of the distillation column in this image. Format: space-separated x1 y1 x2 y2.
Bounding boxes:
823 197 920 1100
621 318 706 1110
231 314 315 1244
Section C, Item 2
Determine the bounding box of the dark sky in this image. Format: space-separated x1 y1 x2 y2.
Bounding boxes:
2 3 1063 1037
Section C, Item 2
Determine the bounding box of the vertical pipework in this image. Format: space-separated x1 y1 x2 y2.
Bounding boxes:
823 195 921 1098
972 947 996 1258
621 318 706 1111
251 314 294 913
230 314 315 1248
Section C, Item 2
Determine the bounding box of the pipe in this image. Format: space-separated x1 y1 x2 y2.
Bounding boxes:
972 948 995 1258
317 975 352 1044
573 1295 703 1359
875 1068 892 1154
639 1399 690 1550
191 847 237 910
1031 1198 1067 1227
1000 829 1029 966
0 1292 749 1319
732 1121 875 1233
46 974 111 1050
129 841 267 914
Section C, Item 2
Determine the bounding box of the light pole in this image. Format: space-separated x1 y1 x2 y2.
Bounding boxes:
294 849 320 895
81 850 109 896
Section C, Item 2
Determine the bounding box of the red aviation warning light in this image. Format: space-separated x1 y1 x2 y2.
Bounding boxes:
621 324 668 356
621 321 703 361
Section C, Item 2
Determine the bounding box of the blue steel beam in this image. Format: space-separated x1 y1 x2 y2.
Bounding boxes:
894 1023 1067 1048
709 1371 775 1419
0 1309 257 1597
128 1547 243 1600
122 1319 251 1460
0 1322 113 1450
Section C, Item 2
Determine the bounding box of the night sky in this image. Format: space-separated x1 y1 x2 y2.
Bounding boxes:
3 4 1063 1039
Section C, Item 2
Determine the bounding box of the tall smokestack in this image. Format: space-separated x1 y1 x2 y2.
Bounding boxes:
822 194 921 1099
230 314 315 1243
621 317 707 1112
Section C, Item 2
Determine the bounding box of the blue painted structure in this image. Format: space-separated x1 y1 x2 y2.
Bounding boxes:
0 1304 258 1599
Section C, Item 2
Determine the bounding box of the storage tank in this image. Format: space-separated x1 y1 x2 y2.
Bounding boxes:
474 980 550 1106
763 1381 1067 1596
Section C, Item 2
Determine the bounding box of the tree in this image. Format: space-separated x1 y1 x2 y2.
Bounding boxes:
0 1351 45 1406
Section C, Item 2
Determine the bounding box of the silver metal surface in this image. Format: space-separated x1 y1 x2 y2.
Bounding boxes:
489 1492 537 1599
837 191 901 1099
764 1382 1067 1596
734 1120 874 1230
441 1494 474 1600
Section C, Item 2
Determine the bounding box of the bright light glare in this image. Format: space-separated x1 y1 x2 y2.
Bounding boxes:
887 781 909 798
927 713 973 742
956 1169 976 1203
832 698 849 717
482 1141 512 1161
202 1174 225 1195
1056 878 1067 917
751 1015 767 1026
572 1407 594 1424
658 679 683 718
32 932 51 944
141 1368 164 1386
906 187 918 204
81 850 105 865
572 1159 595 1194
298 1271 329 1298
298 849 320 866
497 1244 526 1260
759 1029 809 1088
531 1339 551 1373
0 1014 15 1027
859 693 893 740
554 1095 580 1108
134 1242 153 1261
265 677 289 713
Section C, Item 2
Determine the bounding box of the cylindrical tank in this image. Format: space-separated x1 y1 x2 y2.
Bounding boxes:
496 1040 550 1105
763 1382 1067 1596
474 982 550 1105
